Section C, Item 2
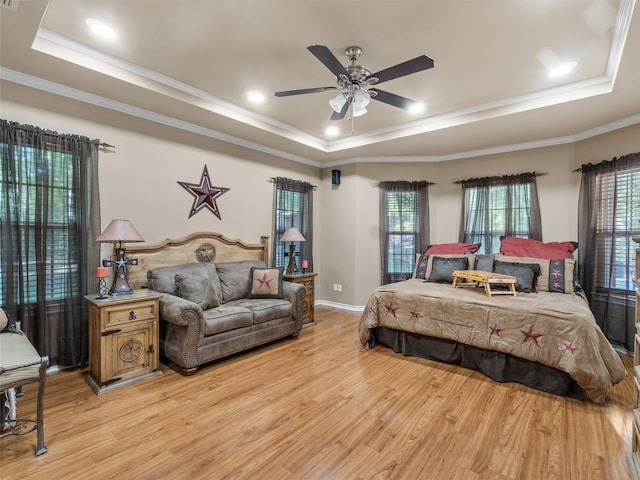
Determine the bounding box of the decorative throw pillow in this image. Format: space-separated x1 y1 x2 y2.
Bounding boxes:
413 253 430 279
494 254 575 293
493 260 541 293
175 273 220 310
248 266 284 299
425 243 480 255
474 254 495 272
500 236 576 259
427 256 469 283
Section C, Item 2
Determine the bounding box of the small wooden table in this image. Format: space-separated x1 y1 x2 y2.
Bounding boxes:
452 270 518 298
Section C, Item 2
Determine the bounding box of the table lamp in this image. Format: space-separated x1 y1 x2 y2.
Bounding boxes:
280 227 305 274
96 219 144 295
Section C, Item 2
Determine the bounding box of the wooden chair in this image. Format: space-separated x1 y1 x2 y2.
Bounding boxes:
0 326 48 456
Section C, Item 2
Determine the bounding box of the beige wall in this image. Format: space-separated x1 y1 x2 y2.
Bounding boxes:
3 80 640 308
321 124 640 307
0 81 320 264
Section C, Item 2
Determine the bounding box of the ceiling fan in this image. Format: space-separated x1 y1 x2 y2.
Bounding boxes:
274 45 434 121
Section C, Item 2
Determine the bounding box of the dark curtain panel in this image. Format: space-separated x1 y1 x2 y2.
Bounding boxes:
379 181 430 285
578 152 640 353
458 172 542 254
271 177 313 270
0 119 101 367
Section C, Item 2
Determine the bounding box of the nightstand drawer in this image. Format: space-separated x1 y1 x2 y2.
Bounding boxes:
105 299 158 326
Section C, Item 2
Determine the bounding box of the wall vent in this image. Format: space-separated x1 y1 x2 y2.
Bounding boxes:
0 0 20 12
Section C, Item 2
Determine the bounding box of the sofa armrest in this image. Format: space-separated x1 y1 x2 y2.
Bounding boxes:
157 293 205 370
159 294 203 326
282 281 306 329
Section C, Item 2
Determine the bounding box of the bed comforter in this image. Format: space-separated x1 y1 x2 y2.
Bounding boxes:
359 279 627 403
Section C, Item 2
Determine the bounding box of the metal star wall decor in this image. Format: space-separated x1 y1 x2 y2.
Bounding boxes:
178 165 230 220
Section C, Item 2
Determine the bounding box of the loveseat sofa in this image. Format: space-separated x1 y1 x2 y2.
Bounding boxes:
147 260 306 374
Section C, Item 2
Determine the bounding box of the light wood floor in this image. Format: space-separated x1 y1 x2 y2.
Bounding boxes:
1 306 634 480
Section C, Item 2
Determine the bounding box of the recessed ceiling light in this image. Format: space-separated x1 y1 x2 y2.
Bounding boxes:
247 91 265 103
409 102 426 114
325 126 339 136
549 61 578 78
86 18 117 40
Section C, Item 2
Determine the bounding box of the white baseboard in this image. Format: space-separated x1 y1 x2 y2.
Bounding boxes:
316 300 365 312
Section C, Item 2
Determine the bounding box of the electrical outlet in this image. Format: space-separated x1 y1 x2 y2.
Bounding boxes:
333 284 337 292
337 284 342 292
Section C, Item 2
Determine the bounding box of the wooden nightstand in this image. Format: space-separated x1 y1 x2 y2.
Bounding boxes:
85 290 163 394
284 272 317 327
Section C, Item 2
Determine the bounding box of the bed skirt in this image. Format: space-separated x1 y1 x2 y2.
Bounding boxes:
371 326 584 400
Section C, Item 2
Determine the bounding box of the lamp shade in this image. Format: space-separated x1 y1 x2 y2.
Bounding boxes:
329 93 348 113
353 104 367 117
280 227 305 242
353 88 371 108
96 219 144 243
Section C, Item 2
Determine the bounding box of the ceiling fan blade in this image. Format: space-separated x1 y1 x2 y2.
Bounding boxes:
307 45 349 78
368 55 434 84
274 86 337 97
330 95 351 121
369 88 422 111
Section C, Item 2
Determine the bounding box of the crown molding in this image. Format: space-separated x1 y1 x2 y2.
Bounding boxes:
2 68 639 170
0 67 320 167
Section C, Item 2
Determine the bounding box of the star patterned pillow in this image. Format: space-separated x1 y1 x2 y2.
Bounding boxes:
248 267 284 299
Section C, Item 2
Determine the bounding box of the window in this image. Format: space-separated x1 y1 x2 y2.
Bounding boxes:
272 178 313 270
0 146 82 304
592 165 640 291
460 173 542 254
578 152 640 353
1 119 100 367
379 181 429 284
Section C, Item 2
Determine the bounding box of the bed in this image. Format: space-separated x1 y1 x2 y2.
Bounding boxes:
358 239 628 403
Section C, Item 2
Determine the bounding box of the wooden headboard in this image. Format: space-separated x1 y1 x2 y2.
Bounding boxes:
126 232 269 289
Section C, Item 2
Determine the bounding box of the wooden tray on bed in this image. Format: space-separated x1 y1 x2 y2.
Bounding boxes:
451 270 517 297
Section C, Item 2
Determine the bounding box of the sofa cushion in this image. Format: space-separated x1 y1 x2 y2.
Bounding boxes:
202 305 254 336
228 298 292 324
216 260 267 302
175 273 220 310
147 263 221 307
248 266 284 299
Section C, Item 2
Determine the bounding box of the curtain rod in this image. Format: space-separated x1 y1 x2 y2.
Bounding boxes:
453 172 547 184
269 177 317 188
373 180 435 187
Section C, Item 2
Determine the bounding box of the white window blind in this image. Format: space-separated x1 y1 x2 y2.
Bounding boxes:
0 146 79 303
593 166 640 291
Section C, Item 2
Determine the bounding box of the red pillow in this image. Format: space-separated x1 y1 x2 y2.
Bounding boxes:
425 243 480 255
500 236 576 259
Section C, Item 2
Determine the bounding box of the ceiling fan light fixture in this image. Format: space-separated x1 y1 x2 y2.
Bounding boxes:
353 104 367 117
353 88 371 108
329 93 348 113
